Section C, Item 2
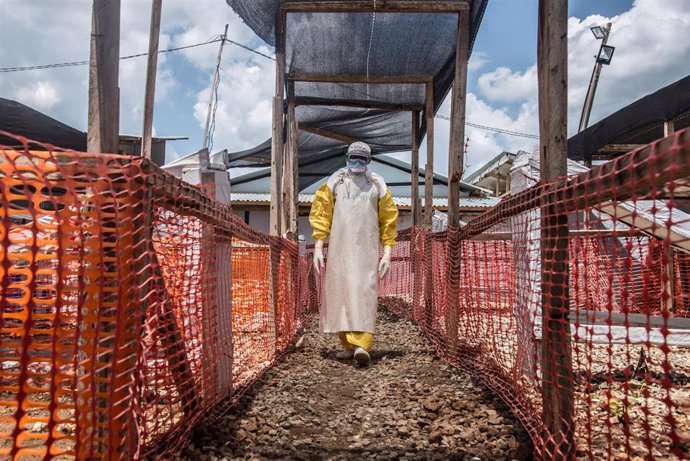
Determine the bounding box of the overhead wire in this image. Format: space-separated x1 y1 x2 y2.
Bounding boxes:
0 37 274 73
435 113 540 140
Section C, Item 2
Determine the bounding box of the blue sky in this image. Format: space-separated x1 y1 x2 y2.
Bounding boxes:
2 0 689 177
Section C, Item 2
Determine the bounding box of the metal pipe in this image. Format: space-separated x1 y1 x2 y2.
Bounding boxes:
578 22 612 133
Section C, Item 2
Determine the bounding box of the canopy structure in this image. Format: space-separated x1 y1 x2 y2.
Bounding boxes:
225 0 489 236
568 74 690 163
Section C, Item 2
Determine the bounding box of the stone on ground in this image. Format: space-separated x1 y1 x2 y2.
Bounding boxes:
179 310 532 461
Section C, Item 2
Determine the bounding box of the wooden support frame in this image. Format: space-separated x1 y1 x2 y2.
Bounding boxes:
537 0 574 459
270 9 287 237
140 0 162 159
268 7 287 358
299 124 357 144
291 73 433 84
294 97 423 111
445 10 470 359
664 119 676 313
281 1 470 14
423 81 435 229
87 0 120 154
283 81 299 240
423 83 435 332
411 111 421 227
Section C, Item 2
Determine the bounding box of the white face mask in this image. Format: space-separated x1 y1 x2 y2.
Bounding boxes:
347 158 368 175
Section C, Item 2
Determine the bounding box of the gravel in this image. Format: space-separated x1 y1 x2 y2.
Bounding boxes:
177 310 532 461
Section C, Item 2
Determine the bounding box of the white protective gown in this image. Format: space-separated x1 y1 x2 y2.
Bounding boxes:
320 169 387 334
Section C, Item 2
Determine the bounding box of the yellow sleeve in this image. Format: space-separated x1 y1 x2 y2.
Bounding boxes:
309 183 335 241
378 189 399 246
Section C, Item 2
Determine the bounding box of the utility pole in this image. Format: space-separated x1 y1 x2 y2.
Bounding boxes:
578 22 612 133
141 0 163 160
202 24 229 159
87 0 121 154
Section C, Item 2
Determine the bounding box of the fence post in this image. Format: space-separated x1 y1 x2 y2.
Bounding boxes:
537 0 574 458
445 10 469 358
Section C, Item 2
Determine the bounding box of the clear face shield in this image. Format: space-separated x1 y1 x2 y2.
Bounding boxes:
346 152 371 175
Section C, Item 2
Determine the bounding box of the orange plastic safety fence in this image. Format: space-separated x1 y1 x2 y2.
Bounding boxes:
373 129 690 460
0 132 318 460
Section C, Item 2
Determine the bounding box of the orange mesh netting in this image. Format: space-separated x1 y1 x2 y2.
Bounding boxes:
376 128 690 460
1 128 690 460
0 132 317 460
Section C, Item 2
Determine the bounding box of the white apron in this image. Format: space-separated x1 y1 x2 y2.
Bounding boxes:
320 171 380 334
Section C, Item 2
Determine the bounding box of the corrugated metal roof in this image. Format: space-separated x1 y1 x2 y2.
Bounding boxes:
230 193 500 209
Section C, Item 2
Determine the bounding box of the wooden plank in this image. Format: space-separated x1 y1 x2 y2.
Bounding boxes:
270 10 287 236
140 0 162 159
411 111 421 227
294 97 423 111
87 0 121 154
281 0 470 13
267 8 287 358
596 143 645 154
537 0 574 458
445 11 469 360
283 81 299 239
664 118 676 313
447 12 469 228
299 124 357 144
424 81 435 229
291 73 433 84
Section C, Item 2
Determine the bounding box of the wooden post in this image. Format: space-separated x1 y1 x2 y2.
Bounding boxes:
422 83 436 331
282 80 299 240
664 119 676 313
423 81 435 229
87 0 121 154
445 11 469 359
270 11 287 236
447 12 469 228
411 111 421 227
538 0 574 459
140 0 162 159
267 9 287 358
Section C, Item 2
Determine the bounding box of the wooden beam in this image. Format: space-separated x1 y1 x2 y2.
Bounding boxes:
596 143 645 154
140 0 162 159
269 10 286 236
283 81 299 240
291 73 433 84
664 118 676 313
424 81 435 229
411 111 421 227
268 7 286 361
87 0 121 154
445 11 469 361
537 0 574 459
281 0 470 13
294 97 423 111
664 119 675 137
298 124 356 144
447 12 469 229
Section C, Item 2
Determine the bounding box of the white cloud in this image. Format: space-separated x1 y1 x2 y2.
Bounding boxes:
468 51 490 72
2 0 688 174
15 81 62 111
0 0 267 155
447 0 690 178
477 65 538 104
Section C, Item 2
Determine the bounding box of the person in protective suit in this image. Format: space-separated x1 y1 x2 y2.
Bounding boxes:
309 141 399 366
